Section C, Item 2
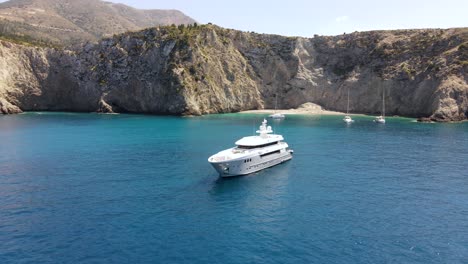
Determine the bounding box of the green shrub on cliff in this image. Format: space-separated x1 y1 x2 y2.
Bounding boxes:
458 43 467 51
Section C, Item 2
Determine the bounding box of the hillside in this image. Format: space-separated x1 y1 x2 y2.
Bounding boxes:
0 0 196 46
0 25 467 121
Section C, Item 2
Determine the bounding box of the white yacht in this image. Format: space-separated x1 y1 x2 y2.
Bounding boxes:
208 119 293 177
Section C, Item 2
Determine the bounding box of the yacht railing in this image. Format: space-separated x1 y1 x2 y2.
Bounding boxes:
232 148 246 154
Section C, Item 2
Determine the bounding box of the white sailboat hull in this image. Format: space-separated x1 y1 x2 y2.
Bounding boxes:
374 116 386 123
343 116 354 123
269 113 285 119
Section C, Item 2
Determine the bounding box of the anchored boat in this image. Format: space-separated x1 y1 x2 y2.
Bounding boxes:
374 87 386 124
208 119 293 177
343 87 354 123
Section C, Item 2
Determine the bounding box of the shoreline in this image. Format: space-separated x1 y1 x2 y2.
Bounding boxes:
9 110 467 123
240 108 361 116
238 109 467 123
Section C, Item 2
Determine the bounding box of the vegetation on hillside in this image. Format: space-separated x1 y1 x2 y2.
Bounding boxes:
0 0 196 46
312 28 468 80
0 19 68 48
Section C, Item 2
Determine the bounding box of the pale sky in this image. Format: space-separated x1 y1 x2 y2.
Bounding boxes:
110 0 468 36
2 0 468 36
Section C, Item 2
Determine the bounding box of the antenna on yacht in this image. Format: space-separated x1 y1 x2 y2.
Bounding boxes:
256 119 273 138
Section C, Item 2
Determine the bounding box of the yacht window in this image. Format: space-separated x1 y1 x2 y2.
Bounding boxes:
237 141 279 149
260 150 281 158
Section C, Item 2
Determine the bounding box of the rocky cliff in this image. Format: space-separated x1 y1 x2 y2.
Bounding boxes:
0 25 467 121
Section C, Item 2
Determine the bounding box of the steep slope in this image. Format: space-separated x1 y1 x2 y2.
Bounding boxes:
233 28 467 121
0 0 196 46
0 25 467 121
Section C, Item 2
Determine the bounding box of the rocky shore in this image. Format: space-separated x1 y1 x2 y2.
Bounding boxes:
241 102 348 116
0 25 467 121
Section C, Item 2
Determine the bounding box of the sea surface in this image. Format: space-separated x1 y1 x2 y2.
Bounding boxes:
0 112 467 263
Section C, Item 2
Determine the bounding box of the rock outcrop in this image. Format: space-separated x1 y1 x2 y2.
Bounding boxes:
0 25 467 121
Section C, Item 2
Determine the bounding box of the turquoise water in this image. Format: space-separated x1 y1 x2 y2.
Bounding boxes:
0 112 467 263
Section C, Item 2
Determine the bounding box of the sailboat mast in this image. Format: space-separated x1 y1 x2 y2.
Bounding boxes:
347 88 350 115
274 94 278 114
382 87 385 118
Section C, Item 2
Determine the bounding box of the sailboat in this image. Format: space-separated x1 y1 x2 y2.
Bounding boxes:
269 94 285 119
374 87 386 124
343 87 354 123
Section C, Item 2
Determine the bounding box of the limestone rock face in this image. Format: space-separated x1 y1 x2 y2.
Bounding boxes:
0 25 467 121
0 98 21 114
429 76 468 121
232 28 467 120
298 102 323 112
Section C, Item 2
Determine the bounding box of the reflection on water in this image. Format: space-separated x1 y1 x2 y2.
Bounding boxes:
210 161 291 195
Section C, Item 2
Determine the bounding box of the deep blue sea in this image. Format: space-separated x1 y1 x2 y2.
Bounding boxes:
0 112 467 263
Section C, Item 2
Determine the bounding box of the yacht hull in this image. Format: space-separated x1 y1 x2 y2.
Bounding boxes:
210 150 293 177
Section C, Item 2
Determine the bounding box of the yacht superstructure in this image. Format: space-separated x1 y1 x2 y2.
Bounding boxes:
208 119 293 177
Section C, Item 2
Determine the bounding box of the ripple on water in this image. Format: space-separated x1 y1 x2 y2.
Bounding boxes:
0 114 467 263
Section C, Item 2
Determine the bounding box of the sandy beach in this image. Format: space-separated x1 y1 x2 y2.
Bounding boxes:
240 109 347 115
240 102 360 116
